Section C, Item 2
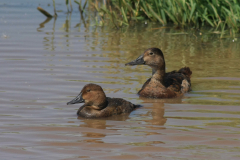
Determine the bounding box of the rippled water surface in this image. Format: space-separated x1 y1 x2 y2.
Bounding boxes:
1 1 240 159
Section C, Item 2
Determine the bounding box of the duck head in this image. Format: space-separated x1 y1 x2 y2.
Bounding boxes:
67 83 107 110
125 48 165 72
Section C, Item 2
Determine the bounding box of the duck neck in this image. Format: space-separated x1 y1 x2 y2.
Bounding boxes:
96 99 108 110
152 67 165 84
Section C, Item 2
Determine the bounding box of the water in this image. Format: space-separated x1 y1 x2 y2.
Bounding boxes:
1 1 240 159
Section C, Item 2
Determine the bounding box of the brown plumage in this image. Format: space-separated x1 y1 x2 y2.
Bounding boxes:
125 48 192 98
67 83 139 118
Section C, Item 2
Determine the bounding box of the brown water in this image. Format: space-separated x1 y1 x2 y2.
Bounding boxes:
1 1 240 159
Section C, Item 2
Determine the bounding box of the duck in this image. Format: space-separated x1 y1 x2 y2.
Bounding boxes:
125 48 192 98
67 83 139 118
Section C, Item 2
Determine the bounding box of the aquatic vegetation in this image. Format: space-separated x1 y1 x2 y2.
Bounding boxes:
37 0 240 37
92 0 240 37
74 0 88 14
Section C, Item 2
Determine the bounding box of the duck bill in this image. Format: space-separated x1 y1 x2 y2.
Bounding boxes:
125 55 145 66
67 93 84 105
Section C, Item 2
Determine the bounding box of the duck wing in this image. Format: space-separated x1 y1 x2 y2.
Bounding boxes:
164 67 192 93
106 97 139 114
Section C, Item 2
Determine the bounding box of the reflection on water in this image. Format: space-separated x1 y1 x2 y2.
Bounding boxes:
1 0 240 159
38 17 53 30
79 119 109 129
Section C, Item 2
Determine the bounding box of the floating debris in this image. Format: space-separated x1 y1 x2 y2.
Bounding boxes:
37 7 53 18
2 33 9 38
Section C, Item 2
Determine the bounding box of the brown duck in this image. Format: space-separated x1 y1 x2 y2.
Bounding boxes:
67 83 139 118
125 48 192 98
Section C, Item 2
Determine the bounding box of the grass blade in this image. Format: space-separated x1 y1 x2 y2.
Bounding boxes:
189 2 196 20
147 3 164 24
202 15 214 27
121 7 128 23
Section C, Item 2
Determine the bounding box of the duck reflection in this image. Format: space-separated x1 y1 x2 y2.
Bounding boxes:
77 118 107 144
77 109 132 143
78 113 131 129
78 118 109 129
82 132 106 138
139 97 183 126
81 131 106 143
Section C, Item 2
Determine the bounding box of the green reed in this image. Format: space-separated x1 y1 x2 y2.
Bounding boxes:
37 0 240 37
92 0 240 37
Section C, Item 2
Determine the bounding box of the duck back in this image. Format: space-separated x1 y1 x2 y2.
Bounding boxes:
164 67 192 93
77 97 138 118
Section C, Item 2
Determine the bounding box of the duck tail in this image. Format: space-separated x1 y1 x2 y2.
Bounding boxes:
178 67 192 78
134 104 142 109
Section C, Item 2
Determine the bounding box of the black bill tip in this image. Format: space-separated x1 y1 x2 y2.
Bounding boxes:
125 61 138 66
67 93 85 105
125 55 145 66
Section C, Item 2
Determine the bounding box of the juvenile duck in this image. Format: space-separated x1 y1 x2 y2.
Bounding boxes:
125 48 192 98
67 83 138 118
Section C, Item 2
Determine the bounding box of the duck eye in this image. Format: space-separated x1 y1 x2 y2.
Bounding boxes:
87 89 91 92
149 52 154 55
